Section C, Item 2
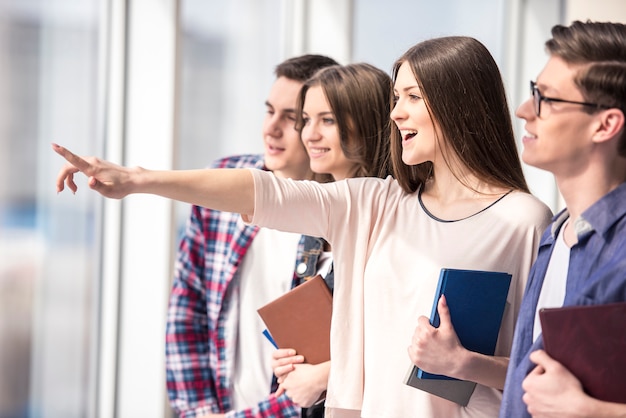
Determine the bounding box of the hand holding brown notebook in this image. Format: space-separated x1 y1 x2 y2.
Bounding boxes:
539 302 626 404
257 275 332 364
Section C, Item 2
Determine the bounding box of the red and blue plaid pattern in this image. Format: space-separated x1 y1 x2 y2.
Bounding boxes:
166 154 303 417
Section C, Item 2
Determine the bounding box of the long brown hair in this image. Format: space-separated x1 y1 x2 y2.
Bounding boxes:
296 63 394 180
390 36 529 194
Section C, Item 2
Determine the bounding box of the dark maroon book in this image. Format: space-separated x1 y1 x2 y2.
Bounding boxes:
539 302 626 404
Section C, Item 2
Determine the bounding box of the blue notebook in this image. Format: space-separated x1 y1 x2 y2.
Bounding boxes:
417 268 512 380
405 268 512 405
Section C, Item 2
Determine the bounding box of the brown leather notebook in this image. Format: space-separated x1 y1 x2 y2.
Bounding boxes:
539 302 626 403
257 275 332 365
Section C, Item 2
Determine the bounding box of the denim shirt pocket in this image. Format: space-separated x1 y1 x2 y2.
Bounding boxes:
295 235 325 279
295 235 334 293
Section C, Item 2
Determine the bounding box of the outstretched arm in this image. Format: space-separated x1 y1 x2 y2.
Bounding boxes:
52 143 255 216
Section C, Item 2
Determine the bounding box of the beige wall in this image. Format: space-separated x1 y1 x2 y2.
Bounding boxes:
567 0 626 23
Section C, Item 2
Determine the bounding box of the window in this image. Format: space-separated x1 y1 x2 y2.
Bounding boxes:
0 1 103 417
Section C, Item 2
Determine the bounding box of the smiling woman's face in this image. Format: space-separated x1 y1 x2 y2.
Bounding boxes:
391 61 438 166
300 85 355 180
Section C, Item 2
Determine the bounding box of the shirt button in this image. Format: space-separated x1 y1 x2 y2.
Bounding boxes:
296 262 308 275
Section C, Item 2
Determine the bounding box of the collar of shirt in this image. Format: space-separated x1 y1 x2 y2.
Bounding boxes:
549 181 626 242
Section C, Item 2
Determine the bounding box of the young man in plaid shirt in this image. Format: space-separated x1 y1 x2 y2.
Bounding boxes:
165 54 338 418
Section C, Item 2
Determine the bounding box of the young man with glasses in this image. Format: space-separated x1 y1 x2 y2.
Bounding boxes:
500 20 626 418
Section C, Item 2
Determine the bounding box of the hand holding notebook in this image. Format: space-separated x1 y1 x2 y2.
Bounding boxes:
405 268 512 405
539 302 626 403
257 275 333 365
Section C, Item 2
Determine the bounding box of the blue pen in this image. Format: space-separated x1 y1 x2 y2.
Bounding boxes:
262 329 278 349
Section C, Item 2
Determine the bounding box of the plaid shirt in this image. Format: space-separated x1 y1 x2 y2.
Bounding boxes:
166 154 311 418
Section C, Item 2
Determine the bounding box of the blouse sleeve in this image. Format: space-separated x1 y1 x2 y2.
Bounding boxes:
246 169 397 245
246 169 343 240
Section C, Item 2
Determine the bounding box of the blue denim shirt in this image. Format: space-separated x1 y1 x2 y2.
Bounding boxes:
286 235 334 418
500 182 626 417
296 235 334 292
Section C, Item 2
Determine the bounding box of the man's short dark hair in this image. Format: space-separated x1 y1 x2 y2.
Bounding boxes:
275 54 339 83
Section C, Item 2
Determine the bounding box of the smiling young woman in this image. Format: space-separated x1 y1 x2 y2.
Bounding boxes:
52 36 553 418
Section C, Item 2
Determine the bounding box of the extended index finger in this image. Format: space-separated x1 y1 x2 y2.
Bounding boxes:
52 143 93 173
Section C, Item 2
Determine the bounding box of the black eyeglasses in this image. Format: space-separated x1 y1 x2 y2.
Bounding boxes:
530 81 609 117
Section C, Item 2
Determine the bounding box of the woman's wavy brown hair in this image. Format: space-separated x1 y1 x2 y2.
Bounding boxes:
295 63 394 180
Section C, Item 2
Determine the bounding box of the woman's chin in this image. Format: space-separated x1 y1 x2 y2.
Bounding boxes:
401 153 420 166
